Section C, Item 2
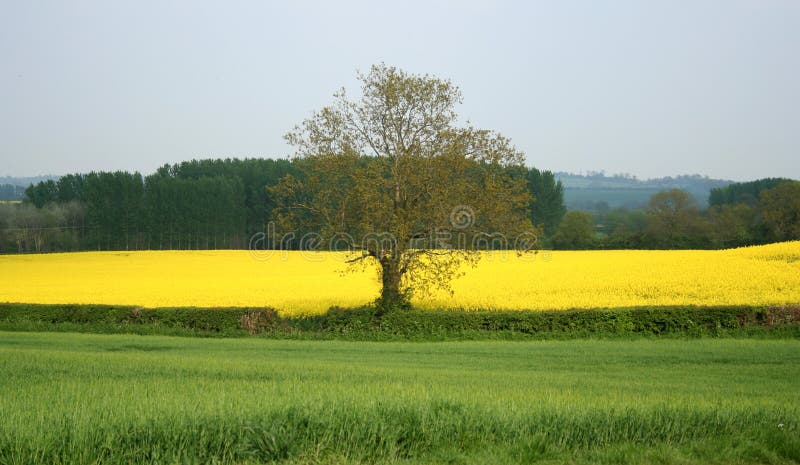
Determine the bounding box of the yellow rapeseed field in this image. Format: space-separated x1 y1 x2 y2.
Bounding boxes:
1 242 798 315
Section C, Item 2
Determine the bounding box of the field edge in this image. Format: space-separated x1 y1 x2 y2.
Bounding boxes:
1 302 799 340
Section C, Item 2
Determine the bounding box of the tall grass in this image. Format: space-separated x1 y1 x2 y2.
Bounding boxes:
1 333 798 464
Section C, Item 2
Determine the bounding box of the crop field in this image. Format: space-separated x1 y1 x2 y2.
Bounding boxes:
0 332 798 464
1 241 799 315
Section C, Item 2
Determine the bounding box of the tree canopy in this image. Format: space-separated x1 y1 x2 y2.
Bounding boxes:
273 64 536 308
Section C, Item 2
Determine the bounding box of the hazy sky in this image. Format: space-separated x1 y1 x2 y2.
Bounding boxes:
1 1 798 181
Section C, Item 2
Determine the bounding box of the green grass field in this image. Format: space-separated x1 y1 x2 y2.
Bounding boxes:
1 332 798 464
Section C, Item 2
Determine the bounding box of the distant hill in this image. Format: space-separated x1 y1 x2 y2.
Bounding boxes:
0 175 60 187
0 185 27 201
555 172 734 210
0 176 60 201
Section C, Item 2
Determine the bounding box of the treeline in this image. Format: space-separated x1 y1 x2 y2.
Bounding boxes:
6 159 798 254
550 180 800 250
8 159 295 252
708 178 793 207
1 158 567 253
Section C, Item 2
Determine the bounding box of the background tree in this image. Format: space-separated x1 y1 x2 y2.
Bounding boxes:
551 211 595 249
759 182 800 241
273 64 536 309
599 208 647 249
82 171 145 250
524 167 566 237
646 189 710 248
158 158 295 238
707 203 757 248
709 178 792 207
24 180 58 208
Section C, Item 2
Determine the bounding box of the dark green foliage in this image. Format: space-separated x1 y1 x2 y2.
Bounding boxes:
156 158 297 238
143 173 247 249
1 303 797 340
301 305 800 339
525 167 566 235
595 208 649 249
0 304 261 336
55 173 86 202
23 179 58 208
10 165 800 253
503 165 566 239
760 181 800 242
83 171 146 250
11 158 299 252
592 183 800 249
7 155 571 255
551 210 595 249
709 177 794 207
706 202 759 248
645 188 711 249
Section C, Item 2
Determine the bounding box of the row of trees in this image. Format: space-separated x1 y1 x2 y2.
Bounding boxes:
708 177 792 207
551 181 800 250
7 166 797 255
3 158 565 254
10 159 293 252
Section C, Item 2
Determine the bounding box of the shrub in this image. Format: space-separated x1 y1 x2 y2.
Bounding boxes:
0 303 797 340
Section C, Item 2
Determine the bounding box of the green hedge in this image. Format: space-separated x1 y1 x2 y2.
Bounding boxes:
0 303 798 340
0 304 260 336
293 305 800 339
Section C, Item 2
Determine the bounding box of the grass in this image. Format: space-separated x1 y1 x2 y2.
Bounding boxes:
1 332 798 464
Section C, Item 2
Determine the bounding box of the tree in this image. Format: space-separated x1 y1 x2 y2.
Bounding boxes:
646 189 710 248
56 174 86 203
83 171 145 250
709 178 792 207
273 64 536 310
707 203 757 248
551 211 595 249
759 182 800 242
525 168 566 236
24 180 58 208
160 158 296 238
601 208 647 249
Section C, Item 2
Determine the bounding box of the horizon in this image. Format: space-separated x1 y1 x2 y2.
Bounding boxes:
0 159 751 184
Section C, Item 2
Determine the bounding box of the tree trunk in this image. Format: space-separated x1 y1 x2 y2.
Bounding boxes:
378 255 406 313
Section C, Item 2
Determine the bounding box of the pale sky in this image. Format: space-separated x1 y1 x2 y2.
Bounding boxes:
1 0 798 181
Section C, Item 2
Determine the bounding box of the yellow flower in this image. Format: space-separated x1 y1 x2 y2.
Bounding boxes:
1 242 798 316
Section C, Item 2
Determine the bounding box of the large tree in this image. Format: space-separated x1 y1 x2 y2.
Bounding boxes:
272 64 536 309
